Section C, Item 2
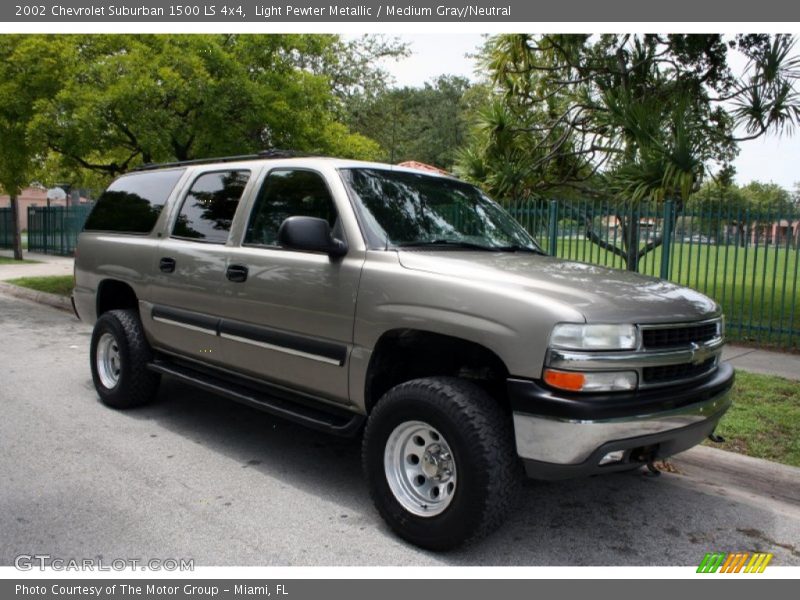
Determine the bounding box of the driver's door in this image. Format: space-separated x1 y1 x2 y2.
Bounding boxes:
215 168 363 405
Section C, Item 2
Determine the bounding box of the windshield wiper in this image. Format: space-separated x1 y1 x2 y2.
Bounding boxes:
397 240 546 253
396 239 495 251
492 244 546 255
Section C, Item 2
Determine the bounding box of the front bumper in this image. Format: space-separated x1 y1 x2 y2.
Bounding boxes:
509 362 734 480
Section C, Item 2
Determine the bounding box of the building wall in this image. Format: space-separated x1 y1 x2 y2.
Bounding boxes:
749 220 800 246
0 187 87 231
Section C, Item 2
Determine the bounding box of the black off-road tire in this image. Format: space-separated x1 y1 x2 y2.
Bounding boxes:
90 309 160 409
362 377 520 551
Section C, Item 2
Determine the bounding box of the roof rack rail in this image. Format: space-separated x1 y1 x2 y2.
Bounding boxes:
131 149 312 172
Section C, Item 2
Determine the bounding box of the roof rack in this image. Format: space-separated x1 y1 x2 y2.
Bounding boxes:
131 149 312 172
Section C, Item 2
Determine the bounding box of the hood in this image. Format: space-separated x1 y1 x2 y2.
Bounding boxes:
397 250 719 324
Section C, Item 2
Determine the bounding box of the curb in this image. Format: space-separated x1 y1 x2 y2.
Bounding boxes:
671 445 800 505
0 281 72 313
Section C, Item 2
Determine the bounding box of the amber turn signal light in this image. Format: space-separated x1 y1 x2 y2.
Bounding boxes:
543 369 586 391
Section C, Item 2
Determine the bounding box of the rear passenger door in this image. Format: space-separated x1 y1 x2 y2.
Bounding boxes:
144 168 253 365
216 168 362 405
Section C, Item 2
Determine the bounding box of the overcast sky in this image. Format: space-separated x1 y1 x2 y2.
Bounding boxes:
378 33 800 191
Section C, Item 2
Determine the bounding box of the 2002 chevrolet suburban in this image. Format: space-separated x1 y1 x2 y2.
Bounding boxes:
73 152 734 550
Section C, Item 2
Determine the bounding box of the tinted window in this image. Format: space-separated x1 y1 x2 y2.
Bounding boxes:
172 170 251 244
245 170 337 247
84 169 185 233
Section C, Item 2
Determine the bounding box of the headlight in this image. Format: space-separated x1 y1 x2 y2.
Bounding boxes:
550 323 638 350
543 369 638 392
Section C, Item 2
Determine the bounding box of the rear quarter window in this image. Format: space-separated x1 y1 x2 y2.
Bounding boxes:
172 170 251 244
84 168 186 234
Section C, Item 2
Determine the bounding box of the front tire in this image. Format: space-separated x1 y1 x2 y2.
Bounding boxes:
363 377 519 550
90 309 160 409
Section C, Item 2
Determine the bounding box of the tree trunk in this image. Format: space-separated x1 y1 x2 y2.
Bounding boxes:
625 217 640 272
619 212 641 272
9 195 23 260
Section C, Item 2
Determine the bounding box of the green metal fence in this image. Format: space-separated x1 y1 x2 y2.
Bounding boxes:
26 204 94 256
507 198 800 350
0 207 13 249
5 197 799 348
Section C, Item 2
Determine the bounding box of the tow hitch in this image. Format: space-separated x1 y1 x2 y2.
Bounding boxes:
645 461 661 477
629 445 661 477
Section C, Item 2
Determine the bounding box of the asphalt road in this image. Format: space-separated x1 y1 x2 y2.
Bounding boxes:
1 293 798 566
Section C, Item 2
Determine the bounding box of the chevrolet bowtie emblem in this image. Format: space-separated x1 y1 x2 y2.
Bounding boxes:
690 342 708 365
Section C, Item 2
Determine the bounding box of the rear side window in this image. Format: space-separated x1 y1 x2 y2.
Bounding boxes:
84 169 185 234
244 169 337 247
172 170 251 244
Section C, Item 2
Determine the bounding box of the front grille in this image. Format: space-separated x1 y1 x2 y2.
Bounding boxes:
642 322 719 349
642 358 717 384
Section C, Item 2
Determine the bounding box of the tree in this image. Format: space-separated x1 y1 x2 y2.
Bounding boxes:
739 181 795 214
689 181 746 245
459 34 800 270
739 181 797 245
0 36 69 259
348 76 474 168
681 179 796 247
30 35 387 185
293 34 409 110
1 34 403 259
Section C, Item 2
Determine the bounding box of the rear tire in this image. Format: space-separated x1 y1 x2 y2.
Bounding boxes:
363 377 519 550
90 309 160 408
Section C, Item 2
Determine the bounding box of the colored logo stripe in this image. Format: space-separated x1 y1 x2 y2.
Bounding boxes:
697 552 773 573
697 552 726 573
720 552 749 573
745 553 773 573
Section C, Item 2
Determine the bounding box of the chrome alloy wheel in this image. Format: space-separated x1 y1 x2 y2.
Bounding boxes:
384 420 457 517
96 332 121 389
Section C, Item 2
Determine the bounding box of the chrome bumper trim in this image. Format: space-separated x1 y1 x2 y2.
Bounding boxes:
513 388 732 465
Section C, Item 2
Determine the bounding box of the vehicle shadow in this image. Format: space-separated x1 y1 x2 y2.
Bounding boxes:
125 377 799 566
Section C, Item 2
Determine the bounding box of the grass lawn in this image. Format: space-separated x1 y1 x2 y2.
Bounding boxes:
707 370 800 467
6 275 73 297
0 256 38 265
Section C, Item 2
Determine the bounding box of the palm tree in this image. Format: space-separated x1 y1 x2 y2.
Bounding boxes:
458 34 800 271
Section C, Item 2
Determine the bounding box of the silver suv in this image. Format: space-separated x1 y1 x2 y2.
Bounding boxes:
73 153 733 550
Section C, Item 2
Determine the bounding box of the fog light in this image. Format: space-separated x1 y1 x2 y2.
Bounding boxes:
599 450 625 466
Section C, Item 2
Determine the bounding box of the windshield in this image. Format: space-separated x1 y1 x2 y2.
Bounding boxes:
339 168 542 252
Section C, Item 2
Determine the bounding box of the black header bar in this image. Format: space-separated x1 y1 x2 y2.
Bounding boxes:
3 0 800 23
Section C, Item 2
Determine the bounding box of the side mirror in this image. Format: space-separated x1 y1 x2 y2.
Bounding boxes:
277 216 347 258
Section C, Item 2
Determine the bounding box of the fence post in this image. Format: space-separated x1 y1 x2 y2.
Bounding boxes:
660 200 674 280
60 207 65 256
28 206 35 253
548 200 559 256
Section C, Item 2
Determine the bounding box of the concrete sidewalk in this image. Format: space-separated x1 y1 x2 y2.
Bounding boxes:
1 251 799 380
0 250 74 280
722 345 800 381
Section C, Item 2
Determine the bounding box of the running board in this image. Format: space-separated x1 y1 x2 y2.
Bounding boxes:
147 359 364 437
